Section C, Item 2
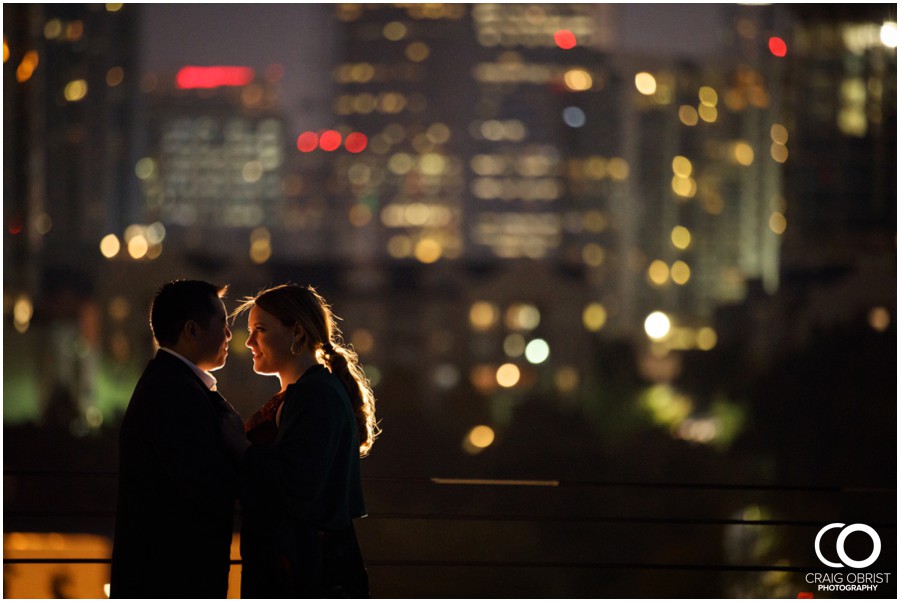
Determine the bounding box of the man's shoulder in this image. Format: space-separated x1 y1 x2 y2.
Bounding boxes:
131 353 207 402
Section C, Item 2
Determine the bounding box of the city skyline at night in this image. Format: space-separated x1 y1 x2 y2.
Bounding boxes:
3 3 896 598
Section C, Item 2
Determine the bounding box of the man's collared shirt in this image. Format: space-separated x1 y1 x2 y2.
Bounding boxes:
158 347 218 391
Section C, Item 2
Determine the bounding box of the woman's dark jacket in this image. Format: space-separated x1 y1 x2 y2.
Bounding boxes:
240 364 368 598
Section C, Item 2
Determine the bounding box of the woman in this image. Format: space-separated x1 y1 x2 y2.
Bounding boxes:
233 284 378 598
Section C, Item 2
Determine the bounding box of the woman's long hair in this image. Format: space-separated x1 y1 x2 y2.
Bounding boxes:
233 284 379 456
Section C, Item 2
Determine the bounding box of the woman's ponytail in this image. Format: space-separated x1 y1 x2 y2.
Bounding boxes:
322 341 379 457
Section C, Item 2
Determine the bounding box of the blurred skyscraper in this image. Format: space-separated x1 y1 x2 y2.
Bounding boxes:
781 4 896 292
135 66 297 261
320 4 791 350
4 3 138 297
4 3 140 424
784 5 896 249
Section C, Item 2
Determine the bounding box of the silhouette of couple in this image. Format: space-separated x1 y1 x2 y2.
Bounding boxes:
109 280 378 599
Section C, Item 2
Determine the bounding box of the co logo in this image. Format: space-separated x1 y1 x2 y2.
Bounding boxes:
815 523 881 569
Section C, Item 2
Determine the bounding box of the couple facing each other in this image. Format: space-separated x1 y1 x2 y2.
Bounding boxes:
110 279 379 599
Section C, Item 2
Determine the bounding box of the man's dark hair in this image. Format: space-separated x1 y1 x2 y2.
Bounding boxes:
149 280 228 347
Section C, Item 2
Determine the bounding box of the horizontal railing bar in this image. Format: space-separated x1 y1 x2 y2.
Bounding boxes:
2 558 245 565
5 511 116 517
364 560 824 573
4 471 119 478
3 559 112 565
431 478 559 486
6 510 895 530
364 513 897 529
4 471 894 494
2 558 826 573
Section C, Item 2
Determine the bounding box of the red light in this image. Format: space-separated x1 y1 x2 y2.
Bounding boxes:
796 593 814 599
8 216 23 235
297 131 318 153
175 66 254 89
554 30 577 50
768 36 787 57
345 132 368 154
319 130 342 152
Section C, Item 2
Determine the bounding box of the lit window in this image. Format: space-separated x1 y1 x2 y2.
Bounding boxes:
698 104 717 123
648 260 669 286
770 124 789 144
678 106 699 126
562 106 586 128
770 143 788 164
524 339 550 364
644 311 671 341
564 69 592 92
635 72 657 95
470 301 500 331
467 425 495 448
496 364 521 388
43 20 63 40
106 66 124 87
582 303 607 332
698 86 718 107
671 226 691 250
881 22 898 48
868 307 891 332
506 304 540 331
732 142 754 166
405 42 430 62
769 212 787 235
100 234 121 258
16 50 39 83
383 21 407 41
672 156 692 177
671 261 691 285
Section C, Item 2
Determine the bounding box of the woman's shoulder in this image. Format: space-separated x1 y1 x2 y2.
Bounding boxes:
285 365 349 405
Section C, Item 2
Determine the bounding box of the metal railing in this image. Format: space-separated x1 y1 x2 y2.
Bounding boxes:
4 471 896 597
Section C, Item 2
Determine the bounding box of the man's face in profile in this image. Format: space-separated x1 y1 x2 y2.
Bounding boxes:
194 298 231 372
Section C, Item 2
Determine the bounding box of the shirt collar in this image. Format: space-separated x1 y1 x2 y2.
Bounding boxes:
158 347 218 391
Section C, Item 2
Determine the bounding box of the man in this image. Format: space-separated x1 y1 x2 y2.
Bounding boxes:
110 280 245 598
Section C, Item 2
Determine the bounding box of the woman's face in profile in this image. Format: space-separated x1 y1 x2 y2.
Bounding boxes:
245 305 295 376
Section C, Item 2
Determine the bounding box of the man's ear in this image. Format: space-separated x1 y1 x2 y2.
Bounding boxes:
182 319 200 341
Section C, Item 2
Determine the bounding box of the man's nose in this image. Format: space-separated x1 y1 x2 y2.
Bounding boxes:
225 326 233 342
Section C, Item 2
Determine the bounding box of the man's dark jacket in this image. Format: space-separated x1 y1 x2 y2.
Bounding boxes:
110 350 240 598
